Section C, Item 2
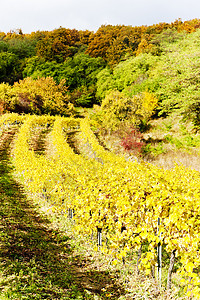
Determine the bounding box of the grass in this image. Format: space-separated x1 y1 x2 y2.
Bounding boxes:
141 115 200 170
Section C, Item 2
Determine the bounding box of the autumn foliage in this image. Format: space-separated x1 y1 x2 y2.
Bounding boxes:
1 19 200 124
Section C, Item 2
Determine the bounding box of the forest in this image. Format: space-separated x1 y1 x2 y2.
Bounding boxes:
1 18 200 129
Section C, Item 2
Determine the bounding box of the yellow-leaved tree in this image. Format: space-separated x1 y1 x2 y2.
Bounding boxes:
0 77 75 115
0 83 18 114
13 77 69 115
94 90 158 131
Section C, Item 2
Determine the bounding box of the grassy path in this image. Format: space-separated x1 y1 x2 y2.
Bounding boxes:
0 128 125 300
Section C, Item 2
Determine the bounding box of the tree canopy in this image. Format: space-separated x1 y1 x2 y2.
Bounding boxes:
1 19 200 128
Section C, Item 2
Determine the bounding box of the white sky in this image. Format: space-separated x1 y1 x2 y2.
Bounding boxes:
1 0 200 33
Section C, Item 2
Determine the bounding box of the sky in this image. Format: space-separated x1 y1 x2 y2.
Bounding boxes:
1 0 200 34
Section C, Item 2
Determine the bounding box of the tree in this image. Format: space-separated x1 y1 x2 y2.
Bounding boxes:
86 25 118 60
96 68 116 100
0 82 17 113
86 24 144 65
23 53 105 106
6 37 37 58
0 77 71 115
95 90 158 131
0 52 21 84
96 53 158 101
36 27 80 62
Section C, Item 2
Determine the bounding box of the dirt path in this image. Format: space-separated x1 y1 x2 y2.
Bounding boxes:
0 127 126 300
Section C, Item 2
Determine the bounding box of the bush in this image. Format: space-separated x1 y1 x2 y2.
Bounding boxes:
120 126 145 156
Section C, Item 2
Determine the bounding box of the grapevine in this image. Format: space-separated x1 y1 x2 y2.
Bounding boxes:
7 114 200 298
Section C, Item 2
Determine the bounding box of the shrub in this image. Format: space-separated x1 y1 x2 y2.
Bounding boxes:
120 126 145 156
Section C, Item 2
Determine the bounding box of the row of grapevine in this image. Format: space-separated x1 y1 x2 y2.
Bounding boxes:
10 114 200 298
80 118 200 297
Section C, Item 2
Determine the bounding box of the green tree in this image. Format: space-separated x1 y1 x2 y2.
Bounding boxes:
0 52 21 84
23 53 105 106
96 53 158 101
96 68 116 100
7 37 37 58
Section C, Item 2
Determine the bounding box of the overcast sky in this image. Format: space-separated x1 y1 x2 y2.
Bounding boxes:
1 0 200 33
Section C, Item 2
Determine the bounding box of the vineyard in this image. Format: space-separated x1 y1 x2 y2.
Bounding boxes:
0 113 200 299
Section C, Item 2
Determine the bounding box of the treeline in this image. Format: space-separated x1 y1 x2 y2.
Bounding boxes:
0 19 200 126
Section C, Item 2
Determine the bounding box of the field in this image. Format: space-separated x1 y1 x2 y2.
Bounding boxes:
0 113 199 299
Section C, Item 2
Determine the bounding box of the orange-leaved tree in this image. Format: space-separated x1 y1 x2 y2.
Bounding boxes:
36 27 80 62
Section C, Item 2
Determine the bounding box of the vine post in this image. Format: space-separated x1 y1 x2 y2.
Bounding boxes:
157 217 162 288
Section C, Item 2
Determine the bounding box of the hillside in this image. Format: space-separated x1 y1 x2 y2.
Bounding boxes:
0 19 200 119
